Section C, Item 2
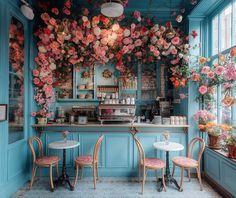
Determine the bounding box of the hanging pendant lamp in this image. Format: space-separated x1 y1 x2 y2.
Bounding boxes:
20 0 34 20
164 0 175 39
101 0 124 18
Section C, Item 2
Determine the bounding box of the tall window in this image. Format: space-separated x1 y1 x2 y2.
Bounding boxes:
210 1 236 124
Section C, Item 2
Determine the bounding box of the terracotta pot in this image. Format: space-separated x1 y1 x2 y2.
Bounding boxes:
37 117 47 125
227 145 236 159
208 134 221 149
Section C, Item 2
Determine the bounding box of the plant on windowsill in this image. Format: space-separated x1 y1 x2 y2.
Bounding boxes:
193 110 216 132
222 127 236 159
205 123 231 149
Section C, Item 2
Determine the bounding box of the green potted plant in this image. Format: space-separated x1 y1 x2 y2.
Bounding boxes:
224 128 236 159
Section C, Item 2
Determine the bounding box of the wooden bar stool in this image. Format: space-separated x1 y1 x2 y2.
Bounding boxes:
28 136 60 191
172 137 205 192
133 135 166 194
73 135 104 189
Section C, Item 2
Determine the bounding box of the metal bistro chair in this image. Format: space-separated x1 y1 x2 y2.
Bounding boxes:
172 137 205 192
73 135 104 189
28 136 60 191
133 135 166 194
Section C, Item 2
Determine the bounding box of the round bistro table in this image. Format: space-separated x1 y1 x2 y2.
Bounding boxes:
48 140 80 191
153 141 184 191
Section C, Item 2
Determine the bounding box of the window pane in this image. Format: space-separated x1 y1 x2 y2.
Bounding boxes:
8 17 24 144
233 1 236 45
220 5 232 51
212 16 219 55
221 84 232 124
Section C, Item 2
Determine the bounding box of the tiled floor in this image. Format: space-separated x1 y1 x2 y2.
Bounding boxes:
13 177 221 198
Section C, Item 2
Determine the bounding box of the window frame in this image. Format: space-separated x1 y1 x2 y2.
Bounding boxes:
208 0 236 125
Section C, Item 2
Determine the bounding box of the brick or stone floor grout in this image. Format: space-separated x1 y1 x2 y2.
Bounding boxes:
13 177 222 198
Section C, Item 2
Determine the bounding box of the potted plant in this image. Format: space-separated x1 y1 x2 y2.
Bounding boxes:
31 111 52 125
223 128 236 159
193 110 216 132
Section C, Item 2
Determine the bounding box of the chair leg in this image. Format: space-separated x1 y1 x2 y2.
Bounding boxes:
73 164 79 188
188 168 191 182
162 168 166 192
92 164 96 189
196 167 203 191
172 164 176 178
56 163 59 178
49 165 54 191
179 167 184 192
141 167 146 194
29 165 38 189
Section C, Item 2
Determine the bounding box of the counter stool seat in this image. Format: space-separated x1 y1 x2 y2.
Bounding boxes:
141 158 165 169
172 157 198 168
75 155 94 165
36 156 60 166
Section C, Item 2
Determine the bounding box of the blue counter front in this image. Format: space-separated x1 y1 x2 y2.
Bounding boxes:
32 123 188 177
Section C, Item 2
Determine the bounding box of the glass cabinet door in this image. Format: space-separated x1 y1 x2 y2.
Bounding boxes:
8 17 25 144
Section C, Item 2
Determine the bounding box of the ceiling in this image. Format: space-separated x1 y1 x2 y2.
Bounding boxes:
33 0 199 23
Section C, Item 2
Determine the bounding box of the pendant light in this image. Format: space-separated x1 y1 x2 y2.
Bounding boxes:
20 0 34 20
101 0 124 18
165 0 175 39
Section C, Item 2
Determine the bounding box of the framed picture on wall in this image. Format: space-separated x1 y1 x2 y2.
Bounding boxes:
0 104 7 121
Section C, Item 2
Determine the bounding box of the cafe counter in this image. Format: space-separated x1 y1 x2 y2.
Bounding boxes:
32 123 189 177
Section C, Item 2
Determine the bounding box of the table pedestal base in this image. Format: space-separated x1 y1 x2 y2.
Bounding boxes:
54 149 74 191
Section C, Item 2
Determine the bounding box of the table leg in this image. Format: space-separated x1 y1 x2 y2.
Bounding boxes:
55 149 74 191
158 151 181 192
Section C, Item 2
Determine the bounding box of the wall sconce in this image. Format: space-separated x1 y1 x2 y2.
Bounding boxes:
20 0 34 20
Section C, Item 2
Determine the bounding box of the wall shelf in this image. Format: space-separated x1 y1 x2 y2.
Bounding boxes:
57 99 99 102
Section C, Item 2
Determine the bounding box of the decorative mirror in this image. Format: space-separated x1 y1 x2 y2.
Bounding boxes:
8 17 25 144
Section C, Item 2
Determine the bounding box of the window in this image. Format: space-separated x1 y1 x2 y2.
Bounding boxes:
210 1 236 124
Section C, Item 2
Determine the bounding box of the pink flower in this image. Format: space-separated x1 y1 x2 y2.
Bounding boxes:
134 39 142 47
123 38 130 45
31 112 37 117
171 36 180 45
199 85 208 95
41 13 50 21
215 66 224 75
33 78 40 85
51 8 59 15
201 66 210 74
117 14 125 21
207 71 214 79
33 69 39 77
153 49 160 57
170 47 177 55
133 10 141 19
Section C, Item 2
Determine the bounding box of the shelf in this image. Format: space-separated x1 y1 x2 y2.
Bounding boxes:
77 89 94 91
57 99 99 102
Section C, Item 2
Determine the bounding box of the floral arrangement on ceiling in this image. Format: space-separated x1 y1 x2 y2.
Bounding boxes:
32 0 191 114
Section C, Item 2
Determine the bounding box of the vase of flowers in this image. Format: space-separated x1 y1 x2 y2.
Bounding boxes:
193 110 216 132
62 130 70 143
205 123 223 149
31 111 52 125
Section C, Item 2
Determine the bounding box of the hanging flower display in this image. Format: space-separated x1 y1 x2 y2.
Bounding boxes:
33 1 191 114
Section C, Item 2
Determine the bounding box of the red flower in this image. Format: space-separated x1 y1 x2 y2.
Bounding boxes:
191 30 198 38
51 8 59 15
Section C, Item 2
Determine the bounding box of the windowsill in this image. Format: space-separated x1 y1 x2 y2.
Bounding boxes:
206 147 236 163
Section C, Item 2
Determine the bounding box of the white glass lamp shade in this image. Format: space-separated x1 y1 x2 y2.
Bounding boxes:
21 4 34 20
101 2 124 18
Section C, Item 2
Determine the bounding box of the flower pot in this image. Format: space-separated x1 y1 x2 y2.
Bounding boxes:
227 145 236 159
208 134 221 149
37 117 47 125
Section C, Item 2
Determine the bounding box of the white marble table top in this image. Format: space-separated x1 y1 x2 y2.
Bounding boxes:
48 140 80 150
153 141 184 152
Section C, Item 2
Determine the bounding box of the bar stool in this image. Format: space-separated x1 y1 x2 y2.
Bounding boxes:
73 135 104 189
172 137 205 191
133 135 166 194
28 136 60 191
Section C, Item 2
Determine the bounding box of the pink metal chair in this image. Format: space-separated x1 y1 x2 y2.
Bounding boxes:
133 135 166 194
73 135 104 189
172 137 205 192
28 136 60 191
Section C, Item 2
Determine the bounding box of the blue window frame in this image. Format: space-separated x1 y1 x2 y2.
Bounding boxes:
209 0 236 125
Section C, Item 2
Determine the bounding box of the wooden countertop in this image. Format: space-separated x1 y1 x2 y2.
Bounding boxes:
32 122 189 128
